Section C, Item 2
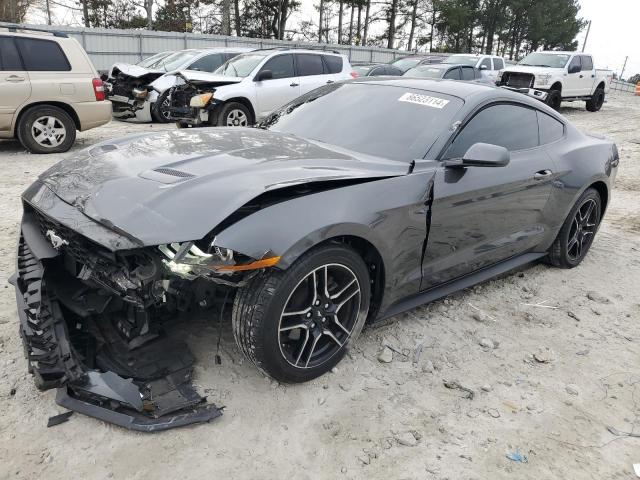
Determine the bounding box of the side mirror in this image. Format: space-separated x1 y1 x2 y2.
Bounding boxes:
479 64 488 70
568 64 581 74
444 143 510 168
254 70 273 82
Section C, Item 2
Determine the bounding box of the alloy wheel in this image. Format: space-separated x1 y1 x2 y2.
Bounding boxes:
31 116 66 148
278 264 362 369
567 198 598 261
226 109 248 127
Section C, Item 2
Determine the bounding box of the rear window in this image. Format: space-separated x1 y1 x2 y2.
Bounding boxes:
581 56 593 71
0 36 23 70
15 38 70 71
323 55 343 73
537 111 564 144
296 54 324 76
493 57 505 70
461 66 475 80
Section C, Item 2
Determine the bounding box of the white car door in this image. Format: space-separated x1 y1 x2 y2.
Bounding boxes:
254 54 300 119
477 57 493 80
296 53 333 95
564 55 583 96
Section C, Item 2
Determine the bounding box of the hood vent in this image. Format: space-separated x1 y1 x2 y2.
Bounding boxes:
139 167 196 184
153 167 195 179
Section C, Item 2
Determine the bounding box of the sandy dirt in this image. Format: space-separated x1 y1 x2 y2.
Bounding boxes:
0 93 639 480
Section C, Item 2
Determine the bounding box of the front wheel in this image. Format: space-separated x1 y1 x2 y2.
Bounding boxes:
215 102 252 127
547 188 601 268
545 89 562 111
232 244 370 383
151 90 172 123
586 87 605 112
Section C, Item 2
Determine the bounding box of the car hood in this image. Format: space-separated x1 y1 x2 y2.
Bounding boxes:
503 65 565 75
34 128 408 248
174 71 244 85
109 62 164 79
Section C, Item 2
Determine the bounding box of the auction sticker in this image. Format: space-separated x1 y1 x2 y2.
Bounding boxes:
398 92 449 109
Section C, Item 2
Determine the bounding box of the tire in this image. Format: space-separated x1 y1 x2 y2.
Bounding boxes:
215 101 252 127
232 244 371 383
547 188 601 268
17 105 76 154
151 90 172 123
586 87 605 112
545 89 562 111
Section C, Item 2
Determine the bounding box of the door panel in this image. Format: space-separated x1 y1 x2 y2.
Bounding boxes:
296 53 332 95
564 56 583 96
254 54 300 119
0 36 30 133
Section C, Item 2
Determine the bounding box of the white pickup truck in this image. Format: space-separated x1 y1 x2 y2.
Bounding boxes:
497 51 613 111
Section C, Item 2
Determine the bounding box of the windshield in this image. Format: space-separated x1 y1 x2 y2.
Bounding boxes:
404 66 446 78
443 55 477 66
137 52 170 68
215 52 269 77
261 83 463 161
519 52 570 68
391 57 423 72
154 51 201 71
353 65 374 76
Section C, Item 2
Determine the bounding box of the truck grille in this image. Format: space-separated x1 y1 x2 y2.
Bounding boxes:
504 72 534 89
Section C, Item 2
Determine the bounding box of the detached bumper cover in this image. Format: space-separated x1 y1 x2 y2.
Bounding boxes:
499 86 548 102
11 210 223 431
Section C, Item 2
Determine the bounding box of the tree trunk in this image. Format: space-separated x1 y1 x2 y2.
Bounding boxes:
362 0 371 45
337 0 344 44
234 0 241 36
356 2 362 45
318 0 324 42
429 4 437 51
387 0 398 50
221 0 231 35
407 0 418 51
348 3 354 43
278 0 289 40
80 0 90 27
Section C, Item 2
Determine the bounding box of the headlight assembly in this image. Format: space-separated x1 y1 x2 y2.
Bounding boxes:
536 74 552 86
159 241 280 276
189 92 213 108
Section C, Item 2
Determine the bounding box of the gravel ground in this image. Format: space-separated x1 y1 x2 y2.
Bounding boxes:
0 93 639 480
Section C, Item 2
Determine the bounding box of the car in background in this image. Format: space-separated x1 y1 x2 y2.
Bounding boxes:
104 47 251 122
390 54 447 73
166 48 355 127
442 53 505 82
497 51 612 111
0 25 111 153
352 63 403 77
404 63 492 84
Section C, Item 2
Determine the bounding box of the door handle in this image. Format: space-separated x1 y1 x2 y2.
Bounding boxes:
289 82 299 87
326 80 334 84
534 169 553 180
579 74 584 78
5 75 25 82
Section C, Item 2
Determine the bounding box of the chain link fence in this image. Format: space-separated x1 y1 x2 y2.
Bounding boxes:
10 23 416 72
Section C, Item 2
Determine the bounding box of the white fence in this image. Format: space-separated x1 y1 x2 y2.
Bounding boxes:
610 79 637 94
7 23 415 72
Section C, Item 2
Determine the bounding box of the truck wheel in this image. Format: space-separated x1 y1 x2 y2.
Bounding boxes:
17 105 76 154
586 88 605 112
216 102 252 127
151 90 172 123
232 244 370 383
545 90 561 111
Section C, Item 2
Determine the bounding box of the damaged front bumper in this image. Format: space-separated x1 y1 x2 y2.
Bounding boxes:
11 204 223 431
499 86 548 102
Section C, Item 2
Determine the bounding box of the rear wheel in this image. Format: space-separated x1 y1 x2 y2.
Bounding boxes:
215 102 252 127
232 244 370 383
545 89 562 111
547 188 601 268
17 105 76 154
586 87 605 112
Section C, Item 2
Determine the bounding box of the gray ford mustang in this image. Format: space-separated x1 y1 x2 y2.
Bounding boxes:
11 78 618 430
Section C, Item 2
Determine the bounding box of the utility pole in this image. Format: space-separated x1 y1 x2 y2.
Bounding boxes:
45 0 52 24
620 56 628 81
581 20 591 52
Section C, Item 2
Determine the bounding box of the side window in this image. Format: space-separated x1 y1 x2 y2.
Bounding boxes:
493 57 504 70
537 111 564 144
323 55 343 74
370 66 384 76
480 58 491 70
568 55 581 72
188 54 223 72
443 68 461 80
443 104 539 159
0 37 23 70
296 54 324 76
259 54 294 80
581 55 593 71
461 66 475 80
15 37 70 71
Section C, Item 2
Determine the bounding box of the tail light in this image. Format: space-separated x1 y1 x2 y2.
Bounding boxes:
92 78 105 101
350 71 358 78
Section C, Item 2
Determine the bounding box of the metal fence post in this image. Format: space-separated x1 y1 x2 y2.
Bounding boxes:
138 33 143 61
184 33 188 49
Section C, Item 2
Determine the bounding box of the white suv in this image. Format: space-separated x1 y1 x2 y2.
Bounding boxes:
166 48 356 127
442 53 505 82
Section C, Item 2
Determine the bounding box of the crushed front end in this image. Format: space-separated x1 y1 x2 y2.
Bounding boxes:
104 68 164 120
10 184 239 431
